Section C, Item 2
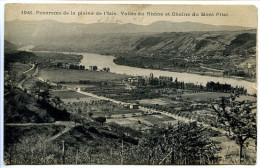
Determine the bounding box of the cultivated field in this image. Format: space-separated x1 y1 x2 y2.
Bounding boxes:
107 113 179 130
38 69 129 82
173 92 256 102
138 98 172 105
50 90 89 99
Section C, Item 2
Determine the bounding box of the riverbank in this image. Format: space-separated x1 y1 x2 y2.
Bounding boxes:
113 58 256 83
78 52 256 95
17 45 257 95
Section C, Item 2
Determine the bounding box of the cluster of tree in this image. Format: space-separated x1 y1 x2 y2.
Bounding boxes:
93 116 106 125
134 77 246 94
29 80 71 121
206 81 246 94
4 87 55 123
4 51 36 69
30 80 51 101
4 80 71 123
58 80 108 86
138 122 220 165
223 69 255 78
4 122 221 165
148 76 173 87
69 64 85 70
133 77 203 91
114 56 190 71
4 70 19 91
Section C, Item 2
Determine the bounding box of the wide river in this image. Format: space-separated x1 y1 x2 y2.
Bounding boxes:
18 45 256 95
78 52 256 95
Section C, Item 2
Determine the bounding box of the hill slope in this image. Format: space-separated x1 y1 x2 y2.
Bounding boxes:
5 20 253 47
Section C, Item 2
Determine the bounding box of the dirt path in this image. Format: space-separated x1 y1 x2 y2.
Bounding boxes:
18 64 38 89
6 121 81 142
46 123 81 142
23 64 35 74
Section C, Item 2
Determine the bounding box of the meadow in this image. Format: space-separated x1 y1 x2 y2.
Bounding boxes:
38 69 129 82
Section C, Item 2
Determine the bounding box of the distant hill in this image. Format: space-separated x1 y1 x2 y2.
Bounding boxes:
4 20 256 75
26 29 256 58
5 20 254 47
5 51 37 65
4 40 17 52
5 20 253 35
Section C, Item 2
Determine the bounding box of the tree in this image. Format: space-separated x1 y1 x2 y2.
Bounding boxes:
39 89 50 102
94 116 106 125
30 80 50 101
138 122 220 165
5 70 18 90
88 112 93 118
77 108 82 116
212 96 256 163
52 96 62 108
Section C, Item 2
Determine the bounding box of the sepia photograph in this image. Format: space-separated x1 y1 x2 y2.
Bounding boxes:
3 3 257 165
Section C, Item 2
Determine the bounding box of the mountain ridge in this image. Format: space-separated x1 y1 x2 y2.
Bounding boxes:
5 19 255 37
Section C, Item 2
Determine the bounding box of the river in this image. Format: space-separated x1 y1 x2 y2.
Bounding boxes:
79 52 256 95
18 45 256 95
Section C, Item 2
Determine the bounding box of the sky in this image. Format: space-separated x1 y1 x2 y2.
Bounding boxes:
5 4 258 28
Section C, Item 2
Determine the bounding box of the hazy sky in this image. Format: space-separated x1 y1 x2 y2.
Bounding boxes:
5 4 257 28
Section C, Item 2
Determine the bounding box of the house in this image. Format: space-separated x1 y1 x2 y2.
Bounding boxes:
123 103 131 108
175 96 183 101
130 104 139 109
61 85 67 90
64 63 70 69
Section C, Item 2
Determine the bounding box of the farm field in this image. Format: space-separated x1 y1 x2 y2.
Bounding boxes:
107 113 178 129
50 90 89 99
138 98 172 105
173 92 256 102
138 114 177 127
38 68 129 82
62 97 99 103
93 108 142 117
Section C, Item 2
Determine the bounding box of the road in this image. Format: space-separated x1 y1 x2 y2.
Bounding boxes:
199 63 224 73
23 64 35 74
18 64 38 89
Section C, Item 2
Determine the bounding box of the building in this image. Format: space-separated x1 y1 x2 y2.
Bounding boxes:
128 77 139 83
175 96 182 101
123 103 131 108
130 104 139 109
